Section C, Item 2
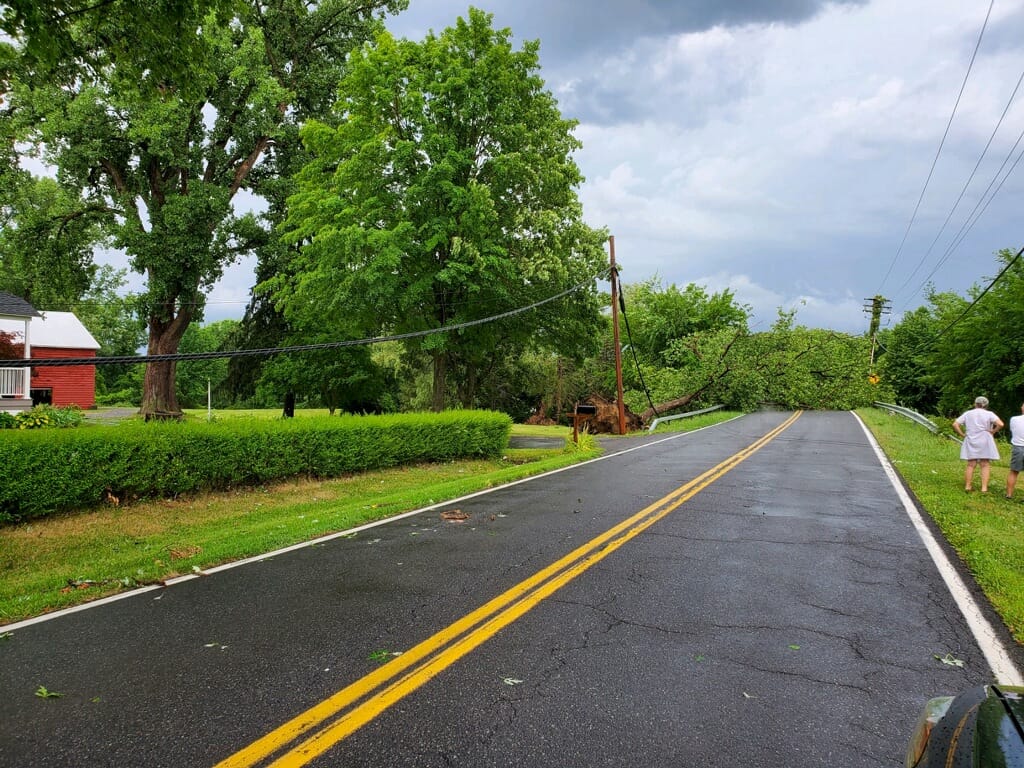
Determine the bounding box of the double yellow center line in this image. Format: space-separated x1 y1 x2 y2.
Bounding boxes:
216 411 801 767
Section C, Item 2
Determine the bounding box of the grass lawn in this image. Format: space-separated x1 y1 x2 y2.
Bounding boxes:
857 407 1024 645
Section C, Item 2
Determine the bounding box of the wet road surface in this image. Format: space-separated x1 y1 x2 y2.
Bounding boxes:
1 410 1020 767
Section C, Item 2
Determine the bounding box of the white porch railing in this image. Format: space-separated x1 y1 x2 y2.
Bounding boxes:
0 366 29 398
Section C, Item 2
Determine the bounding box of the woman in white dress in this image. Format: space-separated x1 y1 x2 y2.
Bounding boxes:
952 396 1004 493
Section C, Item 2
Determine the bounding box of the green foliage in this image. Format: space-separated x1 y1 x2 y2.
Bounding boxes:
878 249 1024 422
176 320 239 408
256 340 384 415
38 404 84 428
276 8 607 412
621 278 748 364
564 427 598 454
622 308 882 417
8 0 406 415
95 389 140 407
13 408 51 429
0 175 102 309
926 251 1024 420
7 405 83 430
74 266 146 399
0 410 512 521
0 0 238 89
877 304 945 413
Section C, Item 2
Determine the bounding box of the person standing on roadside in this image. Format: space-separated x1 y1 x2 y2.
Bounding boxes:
1005 402 1024 499
952 396 1004 493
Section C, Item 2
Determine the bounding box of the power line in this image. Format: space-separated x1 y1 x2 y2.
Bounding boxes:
894 124 1024 314
0 271 608 368
878 0 995 294
890 66 1024 302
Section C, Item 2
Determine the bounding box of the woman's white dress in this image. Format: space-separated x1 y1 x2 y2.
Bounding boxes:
957 408 1001 460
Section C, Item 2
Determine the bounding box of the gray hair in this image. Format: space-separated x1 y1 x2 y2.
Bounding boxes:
975 396 989 407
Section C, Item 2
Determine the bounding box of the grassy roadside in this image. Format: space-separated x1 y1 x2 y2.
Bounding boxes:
857 408 1024 645
0 447 587 625
0 410 737 625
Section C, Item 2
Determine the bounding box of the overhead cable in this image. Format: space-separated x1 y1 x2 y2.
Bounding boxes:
0 271 608 368
891 66 1024 302
878 0 995 294
894 126 1024 315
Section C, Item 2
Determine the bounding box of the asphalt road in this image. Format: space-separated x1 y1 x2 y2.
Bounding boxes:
1 410 1020 767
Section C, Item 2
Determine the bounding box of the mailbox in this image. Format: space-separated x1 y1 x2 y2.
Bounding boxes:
568 402 598 444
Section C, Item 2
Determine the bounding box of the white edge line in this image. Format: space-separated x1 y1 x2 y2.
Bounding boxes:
0 586 164 633
853 411 1023 686
1 415 744 634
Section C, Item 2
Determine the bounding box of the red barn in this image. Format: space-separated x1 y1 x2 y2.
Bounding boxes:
27 312 101 408
1 305 100 410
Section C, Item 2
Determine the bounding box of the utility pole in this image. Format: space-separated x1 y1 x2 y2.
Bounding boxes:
609 236 627 435
863 295 891 367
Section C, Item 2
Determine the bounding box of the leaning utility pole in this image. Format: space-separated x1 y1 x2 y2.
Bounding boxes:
609 236 627 435
863 295 891 367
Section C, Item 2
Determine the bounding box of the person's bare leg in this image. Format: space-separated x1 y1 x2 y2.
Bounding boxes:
980 460 991 493
1007 470 1017 498
965 460 976 491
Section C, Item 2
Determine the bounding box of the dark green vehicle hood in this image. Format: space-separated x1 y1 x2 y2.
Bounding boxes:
975 686 1024 767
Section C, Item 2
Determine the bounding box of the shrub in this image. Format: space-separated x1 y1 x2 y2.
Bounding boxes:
96 389 139 407
0 410 512 522
0 412 16 429
14 408 51 429
8 405 84 430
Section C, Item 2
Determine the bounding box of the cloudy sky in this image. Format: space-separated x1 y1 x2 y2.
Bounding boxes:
197 0 1024 334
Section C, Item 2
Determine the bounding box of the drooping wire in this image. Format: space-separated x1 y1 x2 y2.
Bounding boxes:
878 0 995 294
0 271 609 367
615 271 659 416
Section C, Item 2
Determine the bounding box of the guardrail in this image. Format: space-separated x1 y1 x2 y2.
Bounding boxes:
873 401 961 443
647 404 724 432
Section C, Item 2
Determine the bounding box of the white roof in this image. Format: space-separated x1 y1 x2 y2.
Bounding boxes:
0 311 100 350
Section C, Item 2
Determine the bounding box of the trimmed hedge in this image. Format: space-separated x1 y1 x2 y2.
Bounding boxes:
0 410 512 522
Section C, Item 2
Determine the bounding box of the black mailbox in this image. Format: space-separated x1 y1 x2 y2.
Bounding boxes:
575 404 598 416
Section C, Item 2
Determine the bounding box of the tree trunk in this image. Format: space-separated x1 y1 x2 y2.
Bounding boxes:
431 351 447 412
139 308 191 419
640 392 697 423
459 364 477 408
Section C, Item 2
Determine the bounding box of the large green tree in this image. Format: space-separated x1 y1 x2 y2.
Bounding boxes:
9 0 405 417
275 8 608 411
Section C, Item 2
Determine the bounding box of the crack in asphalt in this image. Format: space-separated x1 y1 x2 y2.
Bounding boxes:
714 653 874 695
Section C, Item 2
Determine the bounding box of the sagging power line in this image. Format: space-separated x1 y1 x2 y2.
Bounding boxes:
0 271 609 368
